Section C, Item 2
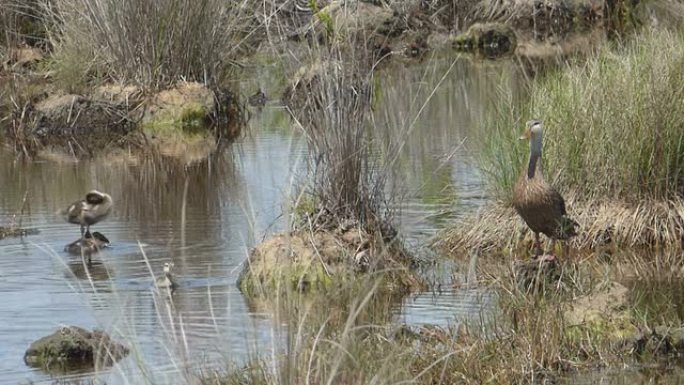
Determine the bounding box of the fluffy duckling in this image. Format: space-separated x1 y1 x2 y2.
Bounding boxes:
155 262 177 290
62 190 113 239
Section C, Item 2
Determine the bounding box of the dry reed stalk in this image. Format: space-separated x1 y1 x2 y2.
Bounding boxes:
438 193 684 256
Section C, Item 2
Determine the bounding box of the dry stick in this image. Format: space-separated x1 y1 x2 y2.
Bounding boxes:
9 190 29 229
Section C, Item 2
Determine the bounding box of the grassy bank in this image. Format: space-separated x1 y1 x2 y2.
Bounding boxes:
442 28 684 253
201 251 684 385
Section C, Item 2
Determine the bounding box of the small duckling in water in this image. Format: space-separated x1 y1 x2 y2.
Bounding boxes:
64 231 110 263
155 262 177 290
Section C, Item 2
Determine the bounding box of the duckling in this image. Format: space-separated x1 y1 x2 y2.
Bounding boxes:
155 262 177 290
62 190 113 239
64 231 110 264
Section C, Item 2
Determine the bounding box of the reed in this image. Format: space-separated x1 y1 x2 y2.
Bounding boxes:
481 28 684 203
43 0 259 89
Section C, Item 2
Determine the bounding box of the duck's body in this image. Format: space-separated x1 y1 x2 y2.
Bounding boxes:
156 263 177 290
64 231 110 263
62 190 113 238
512 120 577 256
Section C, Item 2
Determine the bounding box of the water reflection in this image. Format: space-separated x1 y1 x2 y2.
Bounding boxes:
0 55 526 384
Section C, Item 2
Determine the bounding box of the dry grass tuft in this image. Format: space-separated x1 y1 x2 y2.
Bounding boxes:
437 194 684 255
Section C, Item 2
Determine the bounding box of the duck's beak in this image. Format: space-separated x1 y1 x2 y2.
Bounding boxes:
518 127 531 140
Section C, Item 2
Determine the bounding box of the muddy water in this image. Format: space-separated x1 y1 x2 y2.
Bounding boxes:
0 55 516 383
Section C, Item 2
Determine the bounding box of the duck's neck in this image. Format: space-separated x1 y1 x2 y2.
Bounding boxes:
527 134 543 179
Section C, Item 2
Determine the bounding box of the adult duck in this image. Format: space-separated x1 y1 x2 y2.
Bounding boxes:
512 120 578 257
62 190 113 239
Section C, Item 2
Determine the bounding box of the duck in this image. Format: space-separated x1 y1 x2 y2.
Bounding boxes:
155 262 177 290
62 190 113 239
64 231 110 263
512 119 578 257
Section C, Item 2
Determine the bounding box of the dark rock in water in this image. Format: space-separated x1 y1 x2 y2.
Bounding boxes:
0 226 39 240
513 255 560 292
24 326 128 372
452 23 517 58
64 231 110 256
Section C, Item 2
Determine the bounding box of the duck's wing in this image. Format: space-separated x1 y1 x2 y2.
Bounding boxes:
63 200 86 222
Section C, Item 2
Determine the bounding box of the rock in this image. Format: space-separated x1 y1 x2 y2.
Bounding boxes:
313 1 395 41
141 82 229 161
564 281 641 350
565 282 629 326
143 81 216 129
91 84 143 110
64 232 110 259
237 230 423 298
452 23 517 58
24 326 128 372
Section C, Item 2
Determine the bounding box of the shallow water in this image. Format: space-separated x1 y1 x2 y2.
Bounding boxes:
0 52 579 384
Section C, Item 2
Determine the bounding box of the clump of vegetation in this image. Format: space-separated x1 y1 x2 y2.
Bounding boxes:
485 28 684 201
43 0 258 89
442 28 684 252
215 254 684 385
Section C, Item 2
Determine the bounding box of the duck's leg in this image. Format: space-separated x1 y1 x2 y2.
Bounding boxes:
80 224 85 240
533 232 543 256
549 239 557 256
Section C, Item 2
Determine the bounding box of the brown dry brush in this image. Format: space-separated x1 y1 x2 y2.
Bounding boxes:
438 194 684 256
42 0 261 89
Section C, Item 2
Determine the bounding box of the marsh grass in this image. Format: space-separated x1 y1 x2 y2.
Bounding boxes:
444 28 684 253
43 0 259 89
482 28 684 202
215 256 666 385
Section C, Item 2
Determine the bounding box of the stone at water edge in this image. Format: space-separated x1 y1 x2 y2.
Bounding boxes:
24 326 129 372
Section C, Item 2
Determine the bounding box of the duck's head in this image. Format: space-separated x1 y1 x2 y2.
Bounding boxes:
519 119 543 141
163 262 175 274
85 190 112 204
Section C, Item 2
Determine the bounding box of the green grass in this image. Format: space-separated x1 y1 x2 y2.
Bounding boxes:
480 28 684 202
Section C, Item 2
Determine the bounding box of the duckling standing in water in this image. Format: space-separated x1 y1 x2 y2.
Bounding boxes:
155 262 177 290
62 190 113 239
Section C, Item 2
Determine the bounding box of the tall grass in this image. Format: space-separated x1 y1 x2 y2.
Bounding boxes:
288 36 393 234
44 0 258 89
480 28 684 202
0 0 43 49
